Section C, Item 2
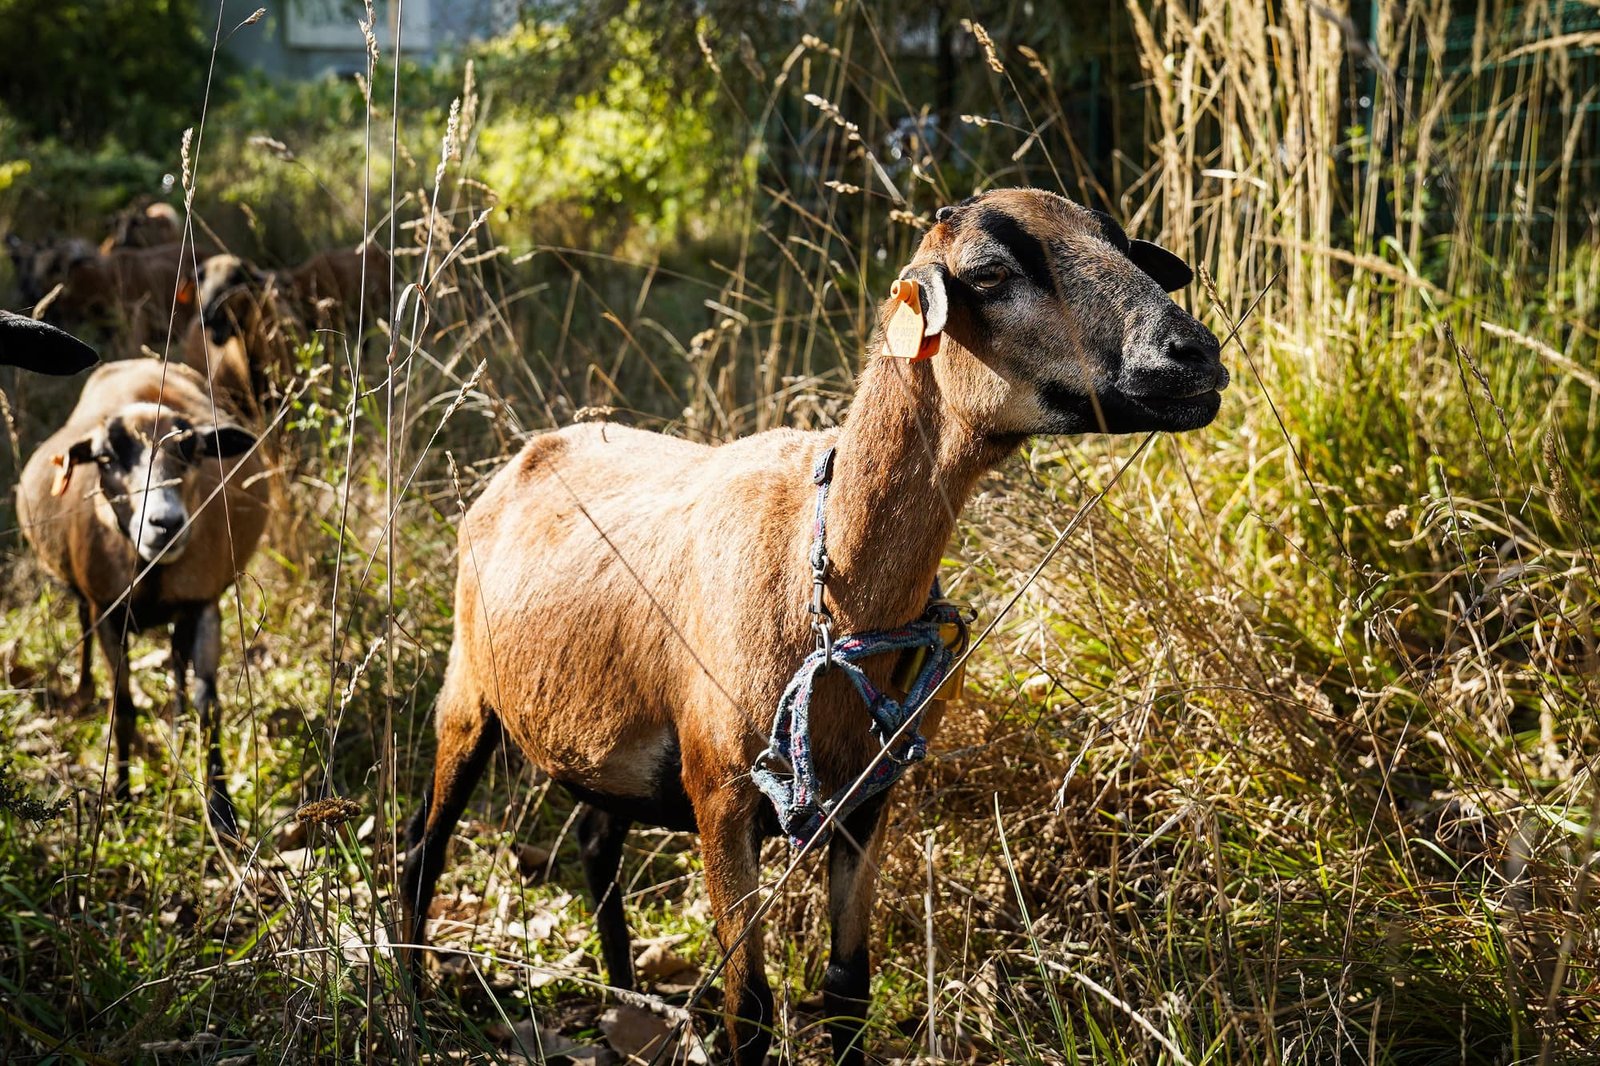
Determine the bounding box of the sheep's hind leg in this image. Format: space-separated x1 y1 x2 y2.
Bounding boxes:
577 803 635 991
175 604 237 837
398 685 502 976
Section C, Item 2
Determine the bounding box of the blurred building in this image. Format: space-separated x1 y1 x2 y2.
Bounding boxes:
205 0 519 79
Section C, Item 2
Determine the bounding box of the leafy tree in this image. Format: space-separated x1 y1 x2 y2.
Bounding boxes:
0 0 214 154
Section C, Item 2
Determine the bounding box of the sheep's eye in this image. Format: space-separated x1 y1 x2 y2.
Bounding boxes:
969 264 1011 290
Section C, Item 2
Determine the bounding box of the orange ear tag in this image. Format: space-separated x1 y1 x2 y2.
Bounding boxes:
885 278 942 361
49 453 74 497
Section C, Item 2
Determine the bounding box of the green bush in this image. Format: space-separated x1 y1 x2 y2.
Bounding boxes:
474 13 729 247
0 0 212 153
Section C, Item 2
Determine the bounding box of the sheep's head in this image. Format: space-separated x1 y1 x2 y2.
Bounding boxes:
196 254 273 344
886 188 1227 438
6 235 97 309
52 403 256 565
108 202 181 250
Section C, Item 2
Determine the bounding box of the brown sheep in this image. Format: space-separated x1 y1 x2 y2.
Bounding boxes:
399 189 1228 1063
181 254 306 421
99 201 183 254
16 359 268 834
289 243 390 334
180 245 390 417
7 234 98 308
39 241 200 348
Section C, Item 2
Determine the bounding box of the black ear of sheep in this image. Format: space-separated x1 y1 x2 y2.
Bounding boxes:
1127 239 1194 292
0 311 98 376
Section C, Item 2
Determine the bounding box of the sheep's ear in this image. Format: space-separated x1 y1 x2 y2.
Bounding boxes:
0 311 98 375
885 263 950 361
1127 239 1194 292
188 425 257 463
50 438 97 496
903 263 949 335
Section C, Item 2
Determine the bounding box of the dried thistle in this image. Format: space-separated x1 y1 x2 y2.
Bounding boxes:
179 127 194 202
961 19 1005 74
295 796 361 828
696 29 722 75
1017 44 1051 82
360 0 379 64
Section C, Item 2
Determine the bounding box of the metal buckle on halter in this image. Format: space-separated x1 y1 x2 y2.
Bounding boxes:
808 547 834 668
813 617 834 665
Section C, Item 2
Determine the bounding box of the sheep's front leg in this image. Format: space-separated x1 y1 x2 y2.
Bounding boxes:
824 797 889 1066
175 603 236 836
697 787 773 1066
577 803 636 990
92 613 136 804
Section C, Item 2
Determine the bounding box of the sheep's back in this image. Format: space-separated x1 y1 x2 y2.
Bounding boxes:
450 421 825 766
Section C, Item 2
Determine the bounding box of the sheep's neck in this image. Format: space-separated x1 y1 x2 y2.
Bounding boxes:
822 355 1006 631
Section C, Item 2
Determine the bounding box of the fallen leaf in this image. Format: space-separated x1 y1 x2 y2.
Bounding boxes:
528 947 589 989
599 1005 706 1065
634 943 699 987
515 842 553 879
503 911 559 942
496 1017 593 1062
274 848 316 873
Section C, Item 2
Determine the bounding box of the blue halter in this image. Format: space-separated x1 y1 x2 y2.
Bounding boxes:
752 446 966 848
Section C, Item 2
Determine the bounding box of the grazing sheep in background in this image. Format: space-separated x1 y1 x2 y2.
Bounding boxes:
182 254 305 420
16 359 268 834
0 311 97 375
99 200 183 254
289 243 390 334
37 241 200 348
7 234 99 308
180 245 390 416
399 188 1228 1064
